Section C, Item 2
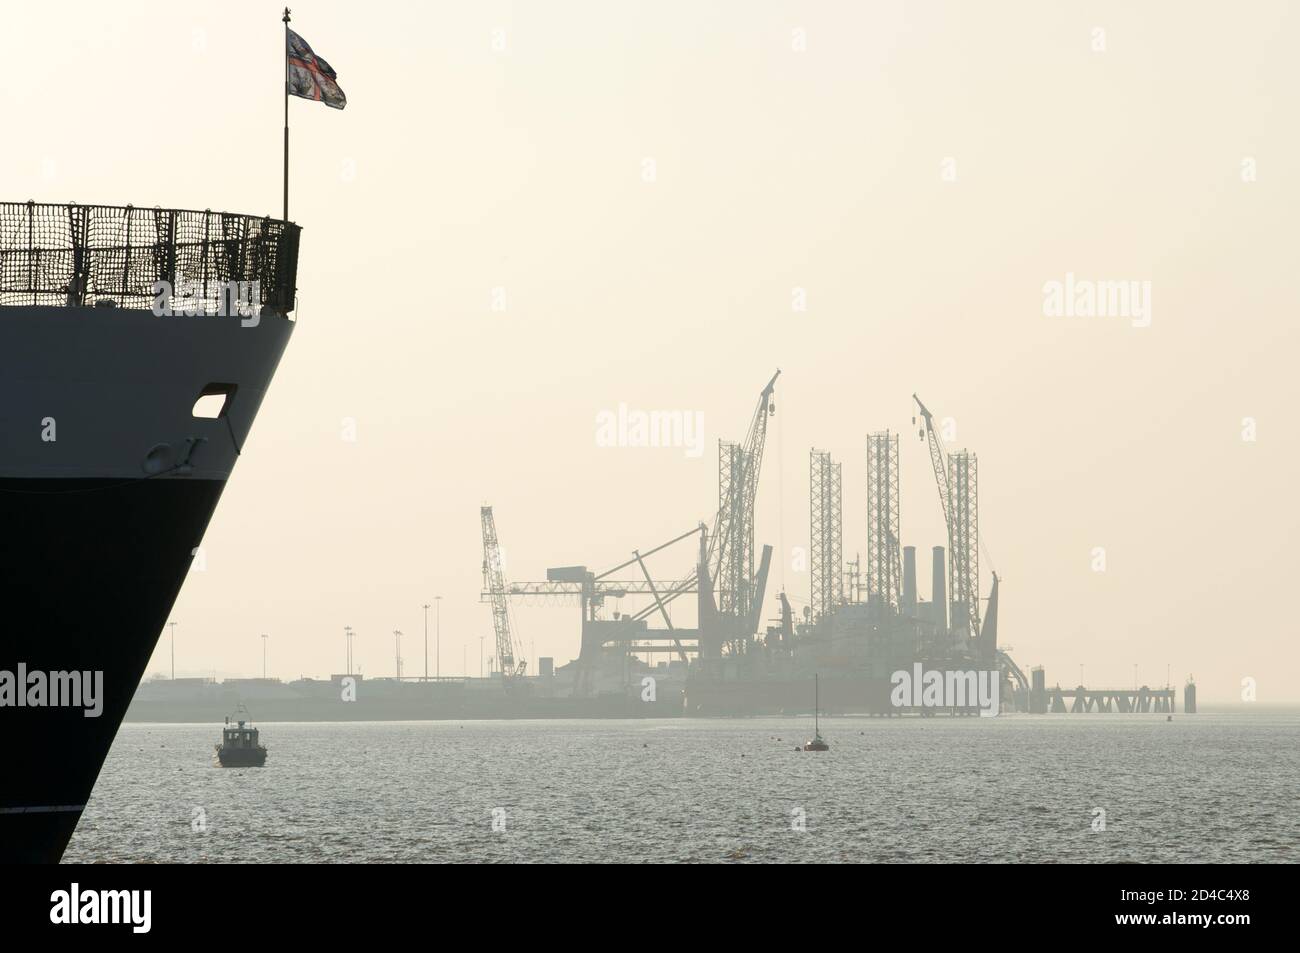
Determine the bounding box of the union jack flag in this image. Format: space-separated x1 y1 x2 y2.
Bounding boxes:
287 28 346 110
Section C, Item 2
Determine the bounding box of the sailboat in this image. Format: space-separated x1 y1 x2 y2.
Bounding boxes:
803 674 829 751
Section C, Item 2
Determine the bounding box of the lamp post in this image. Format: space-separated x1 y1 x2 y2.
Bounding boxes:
422 604 430 681
435 596 443 679
344 625 353 676
394 630 402 680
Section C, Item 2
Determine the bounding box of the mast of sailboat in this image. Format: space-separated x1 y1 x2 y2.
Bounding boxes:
814 673 819 735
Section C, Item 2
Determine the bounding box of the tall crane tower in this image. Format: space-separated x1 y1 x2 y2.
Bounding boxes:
912 394 979 640
504 372 780 670
588 370 779 659
709 370 779 625
480 505 525 678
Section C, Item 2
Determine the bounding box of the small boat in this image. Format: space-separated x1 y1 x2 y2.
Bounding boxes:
803 674 829 751
215 711 268 767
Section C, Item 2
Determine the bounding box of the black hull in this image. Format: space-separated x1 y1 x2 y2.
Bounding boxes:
2 218 296 863
216 750 268 768
0 476 224 862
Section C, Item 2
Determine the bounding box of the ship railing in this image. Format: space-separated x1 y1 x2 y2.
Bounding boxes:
0 201 299 313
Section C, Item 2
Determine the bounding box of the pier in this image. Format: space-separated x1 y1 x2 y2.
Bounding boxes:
1045 686 1175 713
1028 667 1186 713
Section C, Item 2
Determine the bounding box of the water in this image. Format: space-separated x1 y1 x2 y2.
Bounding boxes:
64 714 1299 863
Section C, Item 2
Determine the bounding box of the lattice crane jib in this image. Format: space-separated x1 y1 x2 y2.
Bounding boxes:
912 394 953 535
912 393 970 638
708 371 779 622
480 506 523 677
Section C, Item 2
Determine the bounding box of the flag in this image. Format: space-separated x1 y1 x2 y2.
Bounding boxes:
287 28 347 110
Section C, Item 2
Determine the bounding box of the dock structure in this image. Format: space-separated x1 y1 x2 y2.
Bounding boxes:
475 381 1189 717
1046 685 1176 713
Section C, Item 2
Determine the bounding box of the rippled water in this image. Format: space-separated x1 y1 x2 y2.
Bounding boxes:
64 713 1298 863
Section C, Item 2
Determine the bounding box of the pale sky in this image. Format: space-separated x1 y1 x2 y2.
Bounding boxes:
4 1 1297 702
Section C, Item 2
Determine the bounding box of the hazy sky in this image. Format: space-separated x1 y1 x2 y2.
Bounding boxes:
5 1 1297 702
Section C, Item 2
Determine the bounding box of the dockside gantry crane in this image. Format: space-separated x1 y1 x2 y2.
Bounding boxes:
493 526 702 695
484 372 781 691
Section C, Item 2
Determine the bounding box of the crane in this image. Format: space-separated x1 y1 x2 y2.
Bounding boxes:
480 506 526 678
913 394 953 535
488 525 702 695
487 372 782 685
709 370 780 622
619 371 779 656
912 393 980 641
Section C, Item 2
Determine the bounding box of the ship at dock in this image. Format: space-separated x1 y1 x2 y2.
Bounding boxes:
478 376 1032 719
121 372 1184 726
129 376 1030 727
0 201 299 862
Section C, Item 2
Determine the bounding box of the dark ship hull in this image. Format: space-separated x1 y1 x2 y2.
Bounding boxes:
216 747 268 768
1 475 228 861
0 203 297 862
